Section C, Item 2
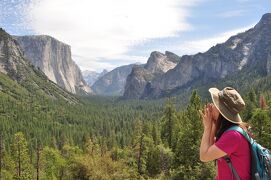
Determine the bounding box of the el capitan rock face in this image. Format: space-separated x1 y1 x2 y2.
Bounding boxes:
14 35 92 95
0 28 79 103
123 13 271 99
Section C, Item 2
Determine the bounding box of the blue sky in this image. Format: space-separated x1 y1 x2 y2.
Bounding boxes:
0 0 271 72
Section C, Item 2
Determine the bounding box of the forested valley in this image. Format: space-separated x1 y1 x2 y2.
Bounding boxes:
0 86 270 179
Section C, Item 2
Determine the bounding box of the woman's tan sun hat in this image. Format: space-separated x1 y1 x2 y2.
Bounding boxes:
209 87 245 124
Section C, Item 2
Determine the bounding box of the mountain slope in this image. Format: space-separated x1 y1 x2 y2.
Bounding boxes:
14 35 92 95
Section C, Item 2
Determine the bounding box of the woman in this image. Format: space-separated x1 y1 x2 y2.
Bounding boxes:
199 87 251 180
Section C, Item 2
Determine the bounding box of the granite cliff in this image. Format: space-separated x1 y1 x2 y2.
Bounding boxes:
14 35 92 95
123 51 179 99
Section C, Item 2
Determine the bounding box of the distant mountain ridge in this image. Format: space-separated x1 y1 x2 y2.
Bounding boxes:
14 35 92 95
123 13 271 99
92 64 136 96
83 69 108 86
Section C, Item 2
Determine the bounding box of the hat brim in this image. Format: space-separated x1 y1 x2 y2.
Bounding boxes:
209 88 242 124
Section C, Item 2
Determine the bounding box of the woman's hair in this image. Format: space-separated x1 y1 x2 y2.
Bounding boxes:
215 114 251 141
216 114 235 141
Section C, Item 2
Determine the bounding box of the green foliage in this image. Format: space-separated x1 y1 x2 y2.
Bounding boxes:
1 153 15 180
161 98 179 149
146 144 173 177
69 148 137 179
171 162 215 180
40 147 66 180
12 132 34 180
250 108 271 149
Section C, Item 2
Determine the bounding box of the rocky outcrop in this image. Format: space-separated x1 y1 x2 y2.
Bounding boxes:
123 51 179 99
14 35 92 95
92 64 136 96
144 51 178 74
0 29 27 79
83 69 108 86
123 13 271 99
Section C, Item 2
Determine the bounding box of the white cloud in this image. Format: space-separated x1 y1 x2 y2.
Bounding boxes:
0 0 31 29
73 55 116 72
73 54 147 72
177 24 255 55
25 0 199 71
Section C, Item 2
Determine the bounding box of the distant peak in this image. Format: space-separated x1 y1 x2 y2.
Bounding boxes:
258 13 271 26
165 51 178 57
148 51 166 63
0 27 6 33
261 13 271 20
150 51 164 57
0 28 11 39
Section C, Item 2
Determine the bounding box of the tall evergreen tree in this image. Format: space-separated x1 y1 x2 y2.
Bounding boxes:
251 96 271 149
0 134 3 179
161 98 179 149
36 140 41 180
173 90 215 179
132 119 154 177
12 132 33 180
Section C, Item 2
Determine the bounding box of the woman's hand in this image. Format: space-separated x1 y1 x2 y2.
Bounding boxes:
199 104 213 130
209 104 218 126
199 103 227 162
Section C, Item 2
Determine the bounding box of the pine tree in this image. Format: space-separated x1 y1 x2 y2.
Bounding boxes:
172 90 215 179
36 140 41 180
146 144 173 177
0 134 3 179
132 119 154 177
243 88 257 120
2 153 15 179
251 95 271 149
12 132 33 179
161 98 179 149
151 123 161 146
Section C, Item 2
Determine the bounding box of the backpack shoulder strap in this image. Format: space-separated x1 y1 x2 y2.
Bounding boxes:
225 126 253 144
224 156 241 180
